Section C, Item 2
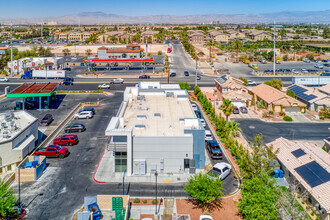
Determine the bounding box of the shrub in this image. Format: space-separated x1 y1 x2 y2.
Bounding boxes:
257 100 265 109
133 198 140 203
320 116 325 120
322 146 328 152
283 54 289 61
262 112 271 118
152 199 158 205
268 110 274 115
283 116 293 121
279 111 286 117
142 199 147 204
286 90 295 98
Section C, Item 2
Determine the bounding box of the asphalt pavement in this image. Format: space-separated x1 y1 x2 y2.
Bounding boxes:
234 119 330 144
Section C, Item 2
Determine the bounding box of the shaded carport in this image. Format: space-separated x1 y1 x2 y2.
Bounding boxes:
7 82 59 110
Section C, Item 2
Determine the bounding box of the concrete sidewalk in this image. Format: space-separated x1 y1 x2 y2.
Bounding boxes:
93 146 205 184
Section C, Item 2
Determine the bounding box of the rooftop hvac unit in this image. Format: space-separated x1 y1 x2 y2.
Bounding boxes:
5 113 12 122
3 131 9 138
137 95 145 101
166 92 174 97
1 122 8 129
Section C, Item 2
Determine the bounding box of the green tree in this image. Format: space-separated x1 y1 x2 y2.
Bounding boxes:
232 38 243 62
220 99 234 122
282 54 289 61
306 54 314 61
286 90 295 98
0 180 18 219
224 121 241 137
184 173 223 209
62 48 71 56
239 77 249 86
238 173 280 220
264 78 283 90
178 82 191 90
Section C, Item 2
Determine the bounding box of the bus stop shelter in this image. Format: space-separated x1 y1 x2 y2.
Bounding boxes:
7 82 59 110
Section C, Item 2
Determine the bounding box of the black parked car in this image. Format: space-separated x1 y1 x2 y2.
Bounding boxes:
62 81 73 86
139 75 150 79
233 107 239 114
184 71 189 76
207 140 223 159
65 123 86 133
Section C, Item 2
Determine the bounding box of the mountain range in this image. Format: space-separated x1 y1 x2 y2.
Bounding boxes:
1 10 330 25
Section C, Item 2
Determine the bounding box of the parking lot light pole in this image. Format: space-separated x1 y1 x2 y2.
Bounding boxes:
273 21 276 76
155 171 158 216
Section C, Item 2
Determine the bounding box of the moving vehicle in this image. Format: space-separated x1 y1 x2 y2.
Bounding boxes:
170 72 176 77
65 123 86 133
0 77 9 82
207 140 223 159
74 111 93 119
200 119 206 127
110 78 124 84
34 145 69 159
53 134 79 146
205 130 213 141
98 84 110 89
184 71 189 76
21 70 67 79
208 162 232 180
233 107 239 114
239 107 248 114
63 81 73 86
40 114 53 126
139 75 150 79
191 103 198 111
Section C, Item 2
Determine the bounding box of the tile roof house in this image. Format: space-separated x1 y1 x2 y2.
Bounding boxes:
267 137 330 220
188 32 206 43
214 75 252 107
248 30 272 41
251 84 306 113
288 84 330 112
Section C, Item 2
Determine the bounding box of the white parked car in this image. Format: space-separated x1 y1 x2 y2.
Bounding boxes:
191 103 198 111
208 162 232 180
200 119 206 127
110 78 124 84
199 215 213 220
98 84 110 89
205 130 213 141
314 64 323 69
74 111 93 119
0 77 9 82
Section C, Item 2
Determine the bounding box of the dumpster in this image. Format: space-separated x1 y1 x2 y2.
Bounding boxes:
274 170 279 178
279 169 283 178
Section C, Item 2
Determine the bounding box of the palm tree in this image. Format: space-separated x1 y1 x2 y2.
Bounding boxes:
206 39 216 63
232 38 243 63
220 99 234 122
225 121 241 137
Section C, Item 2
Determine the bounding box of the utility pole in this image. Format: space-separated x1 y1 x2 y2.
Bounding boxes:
41 21 43 38
195 57 198 87
273 21 276 76
11 23 13 77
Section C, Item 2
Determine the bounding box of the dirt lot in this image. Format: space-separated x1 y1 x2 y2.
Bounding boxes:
15 44 168 56
176 194 242 220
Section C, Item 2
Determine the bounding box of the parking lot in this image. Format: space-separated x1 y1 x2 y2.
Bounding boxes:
255 61 330 74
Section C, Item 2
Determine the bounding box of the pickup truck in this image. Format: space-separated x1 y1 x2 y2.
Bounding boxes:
34 145 69 159
53 134 79 146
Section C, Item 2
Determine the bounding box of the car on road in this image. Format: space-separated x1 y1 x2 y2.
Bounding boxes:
303 58 311 63
315 64 324 69
139 75 150 79
65 123 86 133
110 78 124 84
40 114 53 126
74 111 93 119
208 162 232 180
233 106 239 114
191 103 198 111
98 84 110 89
200 119 206 127
199 215 213 220
207 140 223 159
184 71 189 76
63 77 74 82
34 145 69 159
239 107 248 114
53 134 79 146
170 72 176 77
0 77 9 82
196 75 201 80
62 81 73 86
205 130 213 141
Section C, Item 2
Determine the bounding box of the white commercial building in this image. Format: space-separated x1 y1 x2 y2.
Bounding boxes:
0 111 38 176
105 82 205 176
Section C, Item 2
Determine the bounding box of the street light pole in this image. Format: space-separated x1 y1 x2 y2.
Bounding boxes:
273 21 276 76
195 57 198 87
155 171 158 216
11 23 13 77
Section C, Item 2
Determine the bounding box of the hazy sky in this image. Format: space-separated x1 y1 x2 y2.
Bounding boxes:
1 0 329 18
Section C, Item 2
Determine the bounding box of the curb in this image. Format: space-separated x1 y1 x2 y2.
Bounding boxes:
92 143 107 184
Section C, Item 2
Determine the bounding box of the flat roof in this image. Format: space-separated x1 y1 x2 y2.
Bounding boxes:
83 59 154 63
122 93 199 136
7 82 58 98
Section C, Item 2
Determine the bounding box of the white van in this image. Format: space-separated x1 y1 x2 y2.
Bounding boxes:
205 130 213 141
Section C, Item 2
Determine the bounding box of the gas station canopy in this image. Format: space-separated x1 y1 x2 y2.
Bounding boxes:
7 82 59 98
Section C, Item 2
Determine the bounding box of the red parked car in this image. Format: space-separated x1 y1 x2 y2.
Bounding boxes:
53 134 79 146
34 145 69 159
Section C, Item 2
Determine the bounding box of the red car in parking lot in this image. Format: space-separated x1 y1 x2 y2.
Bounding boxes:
53 134 79 146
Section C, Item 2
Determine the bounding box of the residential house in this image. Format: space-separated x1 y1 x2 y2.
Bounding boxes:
214 75 252 107
210 31 229 44
227 30 246 40
141 30 159 43
188 32 206 43
248 30 272 41
266 137 330 220
251 84 306 113
288 84 330 112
